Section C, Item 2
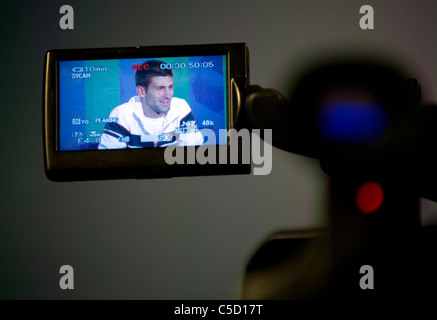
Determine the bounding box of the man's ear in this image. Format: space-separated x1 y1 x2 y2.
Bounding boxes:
136 86 145 98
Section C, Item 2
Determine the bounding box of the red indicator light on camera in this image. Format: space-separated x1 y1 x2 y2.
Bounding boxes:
355 181 384 214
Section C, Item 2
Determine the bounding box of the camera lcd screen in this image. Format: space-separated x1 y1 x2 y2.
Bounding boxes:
59 55 228 151
44 43 250 181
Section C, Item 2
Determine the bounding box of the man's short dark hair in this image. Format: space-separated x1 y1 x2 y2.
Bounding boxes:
135 60 173 89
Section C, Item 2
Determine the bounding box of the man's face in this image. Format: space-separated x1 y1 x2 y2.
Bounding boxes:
143 76 174 116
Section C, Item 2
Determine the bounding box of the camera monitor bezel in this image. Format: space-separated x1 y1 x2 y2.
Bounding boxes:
44 43 250 181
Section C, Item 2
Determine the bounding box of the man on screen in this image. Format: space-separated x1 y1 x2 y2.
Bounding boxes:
98 60 203 149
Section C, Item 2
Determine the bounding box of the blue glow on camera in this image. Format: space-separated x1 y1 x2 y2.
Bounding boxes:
318 102 389 145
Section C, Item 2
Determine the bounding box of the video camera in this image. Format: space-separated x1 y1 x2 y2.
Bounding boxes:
244 56 437 298
44 43 437 298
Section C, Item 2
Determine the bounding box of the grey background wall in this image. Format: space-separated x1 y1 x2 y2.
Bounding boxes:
1 0 436 299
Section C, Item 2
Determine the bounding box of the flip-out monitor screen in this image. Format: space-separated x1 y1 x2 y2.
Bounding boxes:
44 43 249 181
58 55 228 151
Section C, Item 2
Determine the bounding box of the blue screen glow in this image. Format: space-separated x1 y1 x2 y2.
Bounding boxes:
317 102 389 145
